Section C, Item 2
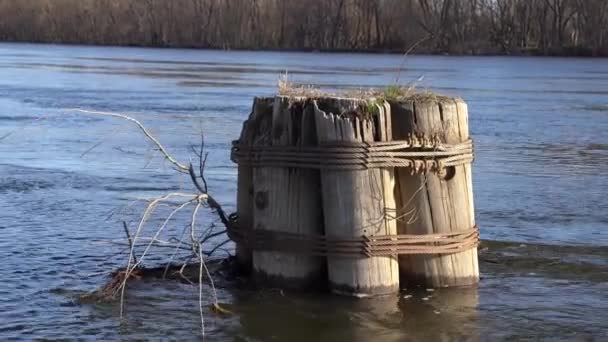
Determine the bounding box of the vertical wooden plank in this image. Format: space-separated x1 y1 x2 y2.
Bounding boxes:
392 97 479 287
252 96 325 289
455 99 480 280
314 98 399 296
235 97 274 273
392 101 433 285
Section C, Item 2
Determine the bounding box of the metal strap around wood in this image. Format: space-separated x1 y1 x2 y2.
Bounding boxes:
231 138 474 171
227 216 479 258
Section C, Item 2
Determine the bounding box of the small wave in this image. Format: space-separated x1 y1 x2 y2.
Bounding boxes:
480 240 608 282
0 163 140 193
433 86 608 96
0 178 55 193
103 185 181 192
77 56 260 67
179 80 267 88
577 104 608 112
585 143 608 151
0 115 42 122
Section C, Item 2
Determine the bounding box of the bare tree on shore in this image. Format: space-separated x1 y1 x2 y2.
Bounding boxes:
0 0 606 55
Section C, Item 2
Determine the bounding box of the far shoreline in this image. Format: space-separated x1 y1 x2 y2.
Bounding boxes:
1 40 607 59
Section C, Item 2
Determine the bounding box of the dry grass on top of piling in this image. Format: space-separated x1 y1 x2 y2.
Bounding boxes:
277 73 332 98
277 73 452 104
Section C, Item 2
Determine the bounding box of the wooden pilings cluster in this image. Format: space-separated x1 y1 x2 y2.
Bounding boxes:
233 95 479 297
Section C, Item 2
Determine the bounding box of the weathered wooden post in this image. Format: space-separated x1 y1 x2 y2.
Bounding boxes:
251 96 326 288
391 97 479 287
314 98 399 296
235 97 274 273
232 92 479 294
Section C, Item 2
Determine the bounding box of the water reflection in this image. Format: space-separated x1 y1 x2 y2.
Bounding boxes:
232 286 479 342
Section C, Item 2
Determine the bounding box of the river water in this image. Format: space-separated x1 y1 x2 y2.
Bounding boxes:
0 43 606 340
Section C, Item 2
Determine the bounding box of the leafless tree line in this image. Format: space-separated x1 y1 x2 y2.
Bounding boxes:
0 0 606 56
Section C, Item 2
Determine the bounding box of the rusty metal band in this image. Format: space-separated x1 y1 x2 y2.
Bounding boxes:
231 138 474 171
227 219 479 258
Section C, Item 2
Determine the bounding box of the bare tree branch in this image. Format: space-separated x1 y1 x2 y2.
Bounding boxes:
68 109 190 172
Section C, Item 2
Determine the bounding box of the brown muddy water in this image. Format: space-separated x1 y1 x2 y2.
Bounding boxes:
0 43 607 340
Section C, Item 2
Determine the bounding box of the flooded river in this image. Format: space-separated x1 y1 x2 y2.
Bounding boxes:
0 43 607 340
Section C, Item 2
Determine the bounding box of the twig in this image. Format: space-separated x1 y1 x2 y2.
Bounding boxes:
101 239 194 251
0 113 49 144
196 130 209 193
105 198 145 221
122 221 138 265
81 125 130 158
67 109 190 171
206 239 232 257
199 244 206 338
177 257 195 284
188 164 229 228
119 192 198 318
202 229 228 242
395 35 432 84
189 199 206 338
126 200 194 271
163 223 192 278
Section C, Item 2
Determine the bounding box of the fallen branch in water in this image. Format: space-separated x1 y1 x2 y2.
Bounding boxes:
80 259 236 303
71 108 232 338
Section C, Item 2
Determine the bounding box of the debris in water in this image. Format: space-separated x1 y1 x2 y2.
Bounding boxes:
211 303 233 316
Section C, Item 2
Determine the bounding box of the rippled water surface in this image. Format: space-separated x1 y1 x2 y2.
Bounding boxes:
0 43 607 340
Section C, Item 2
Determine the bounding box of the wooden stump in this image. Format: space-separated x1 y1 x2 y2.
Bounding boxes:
252 96 326 289
313 98 399 297
391 97 479 287
235 97 274 273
